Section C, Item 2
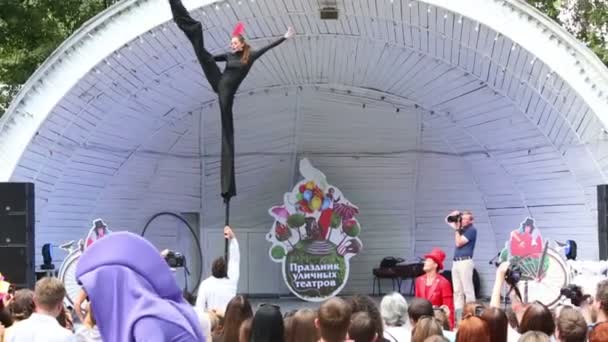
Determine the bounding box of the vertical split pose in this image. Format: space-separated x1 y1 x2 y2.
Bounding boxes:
169 0 295 199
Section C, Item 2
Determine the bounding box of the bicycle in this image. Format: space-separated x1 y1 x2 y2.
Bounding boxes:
57 239 84 307
499 239 571 307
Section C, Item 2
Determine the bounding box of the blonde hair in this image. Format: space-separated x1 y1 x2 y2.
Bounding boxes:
34 277 66 310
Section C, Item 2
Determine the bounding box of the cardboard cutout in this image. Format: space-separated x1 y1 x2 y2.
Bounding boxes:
267 159 363 301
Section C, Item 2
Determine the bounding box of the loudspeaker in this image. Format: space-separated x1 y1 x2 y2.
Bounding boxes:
0 182 35 289
598 185 608 260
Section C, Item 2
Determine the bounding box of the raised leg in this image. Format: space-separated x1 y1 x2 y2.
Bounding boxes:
169 0 222 92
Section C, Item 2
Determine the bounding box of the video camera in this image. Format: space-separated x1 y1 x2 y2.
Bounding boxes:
504 263 522 286
446 213 462 224
164 250 185 268
560 284 590 307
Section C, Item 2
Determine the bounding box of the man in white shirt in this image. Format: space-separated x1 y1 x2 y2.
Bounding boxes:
196 226 240 312
6 277 75 342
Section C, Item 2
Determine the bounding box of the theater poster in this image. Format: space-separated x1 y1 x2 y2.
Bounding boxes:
266 159 363 301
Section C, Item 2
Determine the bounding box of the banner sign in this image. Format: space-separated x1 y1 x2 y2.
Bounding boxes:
267 159 363 301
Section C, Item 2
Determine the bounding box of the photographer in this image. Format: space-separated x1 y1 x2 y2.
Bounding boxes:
445 210 477 322
196 226 240 312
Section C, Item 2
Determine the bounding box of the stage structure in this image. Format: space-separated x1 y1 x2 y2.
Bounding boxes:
0 0 607 296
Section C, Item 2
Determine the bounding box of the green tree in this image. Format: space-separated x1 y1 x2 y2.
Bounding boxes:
0 0 114 115
526 0 608 65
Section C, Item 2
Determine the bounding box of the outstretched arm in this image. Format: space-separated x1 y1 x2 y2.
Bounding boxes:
251 27 295 61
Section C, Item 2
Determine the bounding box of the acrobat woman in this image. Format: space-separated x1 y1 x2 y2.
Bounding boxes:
169 0 295 199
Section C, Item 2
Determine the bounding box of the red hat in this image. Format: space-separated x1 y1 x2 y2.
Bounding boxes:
424 248 446 271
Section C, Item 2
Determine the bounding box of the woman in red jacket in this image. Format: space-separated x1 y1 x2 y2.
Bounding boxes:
415 248 455 329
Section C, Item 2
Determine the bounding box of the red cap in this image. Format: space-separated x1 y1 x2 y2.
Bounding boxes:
424 248 446 270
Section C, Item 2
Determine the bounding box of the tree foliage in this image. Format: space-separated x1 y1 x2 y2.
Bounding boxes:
0 0 113 115
0 0 606 117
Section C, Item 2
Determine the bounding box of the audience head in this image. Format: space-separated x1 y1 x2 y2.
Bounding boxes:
518 302 555 337
348 312 377 342
412 316 443 342
380 292 408 327
456 315 490 342
590 322 608 342
433 307 450 331
595 279 608 320
8 289 35 322
286 309 318 342
518 330 551 342
212 257 228 278
480 307 507 342
34 277 66 317
348 295 384 338
316 297 352 342
463 302 485 318
239 317 252 342
555 306 586 342
0 300 12 328
223 295 253 342
56 305 73 330
424 336 449 342
250 304 284 342
408 298 434 325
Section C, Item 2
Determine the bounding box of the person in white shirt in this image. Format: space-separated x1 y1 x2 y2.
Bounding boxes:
5 277 75 342
196 226 240 312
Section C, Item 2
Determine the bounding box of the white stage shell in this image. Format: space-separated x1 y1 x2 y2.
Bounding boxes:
1 0 607 295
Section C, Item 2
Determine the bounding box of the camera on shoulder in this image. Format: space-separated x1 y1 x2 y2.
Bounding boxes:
447 213 462 223
164 250 185 268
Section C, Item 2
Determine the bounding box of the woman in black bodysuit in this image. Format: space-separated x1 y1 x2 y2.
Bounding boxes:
169 0 294 199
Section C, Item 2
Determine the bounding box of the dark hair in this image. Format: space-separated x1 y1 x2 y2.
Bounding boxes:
412 317 443 342
348 312 376 342
250 304 284 342
222 295 253 342
519 302 555 337
556 306 587 342
0 300 13 328
480 307 507 342
348 295 384 338
212 257 227 278
236 35 251 64
456 315 490 342
408 298 434 324
8 289 35 322
286 309 317 342
57 305 73 329
318 298 352 342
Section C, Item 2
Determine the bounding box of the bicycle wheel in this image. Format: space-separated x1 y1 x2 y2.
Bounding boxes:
58 250 82 307
517 248 568 307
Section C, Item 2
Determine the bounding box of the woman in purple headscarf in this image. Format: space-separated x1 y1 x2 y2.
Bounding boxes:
76 231 205 342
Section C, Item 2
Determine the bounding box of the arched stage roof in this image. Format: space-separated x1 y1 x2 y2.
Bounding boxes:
1 0 608 294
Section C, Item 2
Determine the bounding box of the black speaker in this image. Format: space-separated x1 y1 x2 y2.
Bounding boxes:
0 182 35 289
598 185 608 260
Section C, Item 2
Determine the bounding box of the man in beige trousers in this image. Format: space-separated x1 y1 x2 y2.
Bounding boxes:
446 210 477 324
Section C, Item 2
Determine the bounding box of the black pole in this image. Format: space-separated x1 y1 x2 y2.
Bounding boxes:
224 198 230 270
